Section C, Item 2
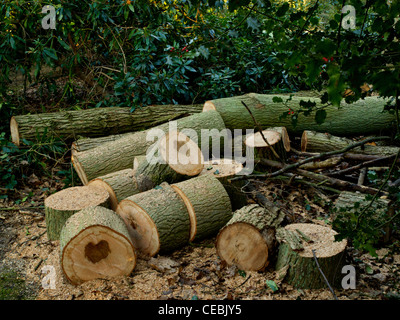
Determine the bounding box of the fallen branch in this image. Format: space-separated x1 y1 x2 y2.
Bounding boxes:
231 136 391 182
326 154 396 177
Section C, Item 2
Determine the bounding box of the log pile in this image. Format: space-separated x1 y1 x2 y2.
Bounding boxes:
11 93 399 288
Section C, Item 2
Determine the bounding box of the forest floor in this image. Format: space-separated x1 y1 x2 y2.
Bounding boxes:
1 168 400 301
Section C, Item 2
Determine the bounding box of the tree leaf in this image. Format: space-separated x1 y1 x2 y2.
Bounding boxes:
266 280 279 292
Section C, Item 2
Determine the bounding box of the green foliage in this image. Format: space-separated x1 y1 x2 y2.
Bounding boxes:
332 167 400 256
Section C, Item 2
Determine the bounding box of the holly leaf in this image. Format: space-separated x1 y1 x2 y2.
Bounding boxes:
315 109 327 125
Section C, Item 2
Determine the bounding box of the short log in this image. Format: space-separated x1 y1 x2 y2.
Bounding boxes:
275 223 347 289
59 206 137 285
44 186 111 241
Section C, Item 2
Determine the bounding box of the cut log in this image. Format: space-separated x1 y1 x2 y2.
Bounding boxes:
301 130 400 156
171 174 232 242
216 204 285 271
44 186 111 241
244 128 290 162
87 169 140 211
203 93 396 136
72 110 226 185
275 223 347 289
134 130 204 192
59 206 136 285
11 104 203 146
199 158 248 210
116 182 190 257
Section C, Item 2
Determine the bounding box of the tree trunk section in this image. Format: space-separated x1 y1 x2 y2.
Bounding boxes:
244 128 290 162
199 158 248 211
116 182 190 257
11 104 203 146
203 93 396 136
171 174 232 242
72 110 226 185
45 186 111 241
59 206 136 285
134 131 204 192
216 204 285 271
301 130 400 156
275 223 347 289
87 169 140 211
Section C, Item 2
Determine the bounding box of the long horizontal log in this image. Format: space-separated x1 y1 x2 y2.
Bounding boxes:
10 104 203 146
203 94 396 136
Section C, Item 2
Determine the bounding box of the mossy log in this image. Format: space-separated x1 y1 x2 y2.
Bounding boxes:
116 182 190 257
11 104 203 146
72 110 226 185
171 174 232 242
59 206 136 285
275 223 347 289
203 94 396 136
87 169 140 211
134 131 204 192
301 130 400 156
199 158 248 211
216 204 285 271
44 186 111 241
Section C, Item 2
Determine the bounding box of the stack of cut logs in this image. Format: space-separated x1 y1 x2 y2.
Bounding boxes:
10 93 399 289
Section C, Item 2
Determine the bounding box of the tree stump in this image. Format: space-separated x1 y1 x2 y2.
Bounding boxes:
134 130 204 192
116 182 191 257
87 169 140 211
244 128 290 162
216 204 285 271
275 223 347 289
59 206 137 285
199 158 248 210
171 174 232 242
44 186 111 241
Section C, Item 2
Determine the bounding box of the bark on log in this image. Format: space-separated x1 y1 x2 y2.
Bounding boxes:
87 169 140 211
199 158 248 211
203 93 396 136
171 174 232 242
59 206 136 285
72 110 226 185
134 131 204 192
45 186 111 241
275 223 347 289
72 133 133 154
116 182 190 257
11 104 203 146
301 130 400 156
216 204 285 271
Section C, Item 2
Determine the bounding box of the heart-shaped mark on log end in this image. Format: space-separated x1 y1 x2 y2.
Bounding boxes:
85 240 111 263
